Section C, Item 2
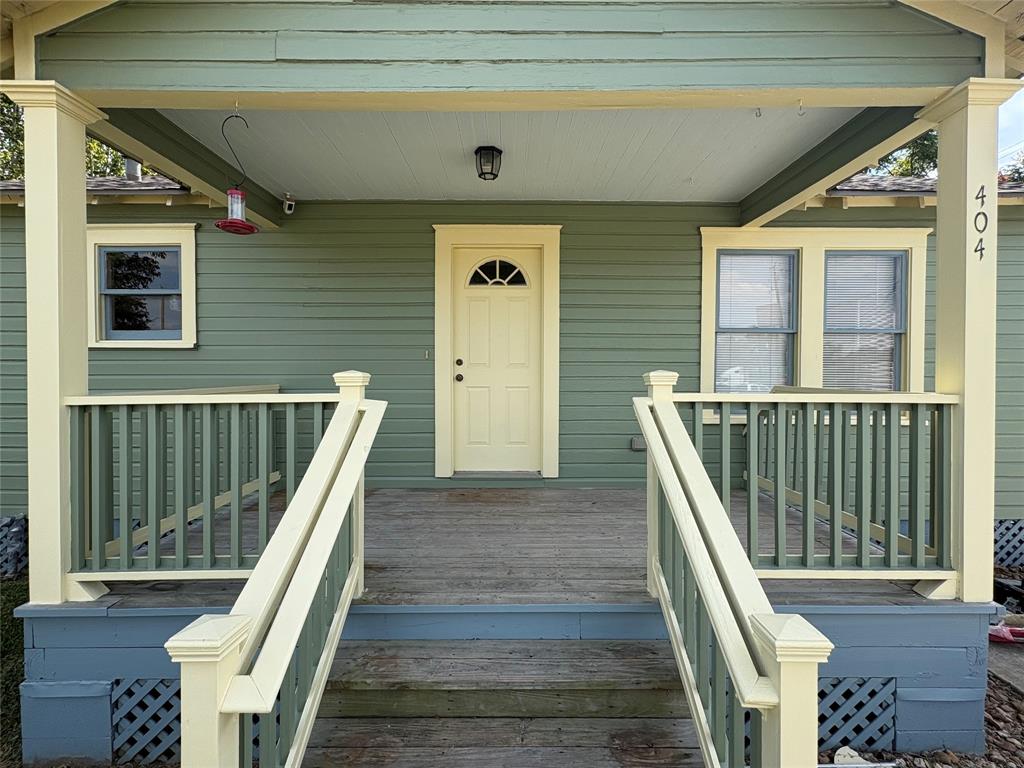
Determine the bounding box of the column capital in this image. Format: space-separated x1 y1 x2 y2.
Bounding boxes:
916 77 1023 123
0 80 106 124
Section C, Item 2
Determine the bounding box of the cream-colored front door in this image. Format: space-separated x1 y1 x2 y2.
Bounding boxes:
452 246 543 472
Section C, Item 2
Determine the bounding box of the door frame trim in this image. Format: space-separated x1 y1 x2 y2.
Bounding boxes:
433 224 561 478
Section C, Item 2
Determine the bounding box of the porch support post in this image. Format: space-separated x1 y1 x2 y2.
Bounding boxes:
643 371 678 595
0 81 106 604
918 78 1022 603
751 613 833 768
334 370 371 595
166 614 251 768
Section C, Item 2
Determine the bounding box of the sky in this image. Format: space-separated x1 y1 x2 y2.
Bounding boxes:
999 88 1024 166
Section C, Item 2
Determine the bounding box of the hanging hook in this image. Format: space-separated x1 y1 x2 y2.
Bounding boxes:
797 99 806 118
221 112 250 188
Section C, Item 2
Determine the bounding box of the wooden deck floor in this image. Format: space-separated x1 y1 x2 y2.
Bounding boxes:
103 487 929 609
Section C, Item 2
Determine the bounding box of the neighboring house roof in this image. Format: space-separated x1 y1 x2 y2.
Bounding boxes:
829 173 1024 198
0 173 189 195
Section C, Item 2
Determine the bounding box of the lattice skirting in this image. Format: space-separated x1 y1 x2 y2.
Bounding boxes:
112 679 269 765
818 676 896 752
995 520 1024 567
0 516 28 578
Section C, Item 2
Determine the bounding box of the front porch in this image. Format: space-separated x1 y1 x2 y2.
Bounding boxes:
18 486 994 765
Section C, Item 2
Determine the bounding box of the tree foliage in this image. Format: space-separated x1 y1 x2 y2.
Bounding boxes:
1002 153 1024 184
1 93 142 179
877 130 938 177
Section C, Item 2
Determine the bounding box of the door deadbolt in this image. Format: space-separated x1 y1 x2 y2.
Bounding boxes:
455 358 464 366
455 373 464 382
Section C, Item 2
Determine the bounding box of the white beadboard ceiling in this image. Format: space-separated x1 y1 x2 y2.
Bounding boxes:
162 107 860 203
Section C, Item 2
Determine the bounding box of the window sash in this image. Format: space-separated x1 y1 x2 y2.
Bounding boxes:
823 250 907 390
716 249 798 333
97 246 184 341
823 250 907 333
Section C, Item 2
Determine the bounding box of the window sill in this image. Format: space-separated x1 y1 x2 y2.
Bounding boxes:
89 339 197 350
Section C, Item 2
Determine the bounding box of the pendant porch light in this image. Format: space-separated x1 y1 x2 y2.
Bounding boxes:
215 112 260 235
474 146 502 181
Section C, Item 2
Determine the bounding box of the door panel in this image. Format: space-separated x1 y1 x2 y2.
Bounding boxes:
453 247 542 472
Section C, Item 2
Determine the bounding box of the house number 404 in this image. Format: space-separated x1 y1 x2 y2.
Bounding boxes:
974 185 988 260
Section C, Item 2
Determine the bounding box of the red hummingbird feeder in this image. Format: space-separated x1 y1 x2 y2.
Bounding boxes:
215 113 260 236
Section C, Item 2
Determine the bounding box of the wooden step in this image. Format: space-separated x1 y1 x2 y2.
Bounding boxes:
304 717 703 767
319 640 689 718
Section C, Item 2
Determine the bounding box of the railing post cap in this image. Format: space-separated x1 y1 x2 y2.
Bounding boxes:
643 370 679 387
750 613 834 663
333 371 371 388
165 614 252 663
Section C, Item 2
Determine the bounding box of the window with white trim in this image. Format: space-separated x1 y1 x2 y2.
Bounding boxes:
699 228 930 394
87 224 198 349
715 250 797 393
823 250 907 391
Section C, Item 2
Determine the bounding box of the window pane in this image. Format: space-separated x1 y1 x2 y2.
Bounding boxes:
823 332 897 391
718 250 794 330
825 251 903 331
108 295 182 333
104 248 181 291
715 332 792 393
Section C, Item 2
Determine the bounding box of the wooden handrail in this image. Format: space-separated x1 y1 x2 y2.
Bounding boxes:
672 391 959 405
65 392 342 406
223 399 386 712
635 397 778 709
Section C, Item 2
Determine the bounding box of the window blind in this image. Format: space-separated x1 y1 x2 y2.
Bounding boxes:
823 250 905 391
715 250 795 393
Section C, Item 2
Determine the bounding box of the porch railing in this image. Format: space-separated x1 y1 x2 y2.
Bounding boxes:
165 375 385 768
660 381 959 588
63 381 359 585
636 371 833 768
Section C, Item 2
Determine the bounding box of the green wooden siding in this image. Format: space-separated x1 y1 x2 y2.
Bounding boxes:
38 1 983 95
1 207 26 517
1 202 1021 518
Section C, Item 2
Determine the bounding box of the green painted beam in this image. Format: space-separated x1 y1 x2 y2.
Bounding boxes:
93 108 282 228
738 107 923 227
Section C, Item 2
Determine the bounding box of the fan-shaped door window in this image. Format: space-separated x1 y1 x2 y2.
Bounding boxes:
468 258 528 287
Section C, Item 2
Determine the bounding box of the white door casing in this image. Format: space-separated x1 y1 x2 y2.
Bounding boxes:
434 225 560 477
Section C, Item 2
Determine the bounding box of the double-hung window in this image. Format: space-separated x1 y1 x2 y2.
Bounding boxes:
715 249 797 393
99 247 183 340
823 250 906 391
87 224 198 348
701 228 929 394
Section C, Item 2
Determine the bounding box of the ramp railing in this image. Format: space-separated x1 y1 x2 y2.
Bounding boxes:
636 371 833 768
165 372 385 768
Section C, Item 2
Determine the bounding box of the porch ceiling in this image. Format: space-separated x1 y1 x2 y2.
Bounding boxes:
160 106 859 203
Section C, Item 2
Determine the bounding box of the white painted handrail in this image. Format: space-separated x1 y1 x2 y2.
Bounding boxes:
65 392 342 406
671 391 959 405
165 371 385 768
635 398 777 709
224 399 386 712
637 371 833 768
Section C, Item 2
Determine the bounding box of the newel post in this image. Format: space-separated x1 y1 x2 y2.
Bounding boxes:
165 614 252 768
333 370 370 595
643 371 679 594
751 613 833 768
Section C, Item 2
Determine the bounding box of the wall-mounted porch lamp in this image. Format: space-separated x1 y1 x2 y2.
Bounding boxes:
475 146 503 181
214 112 260 235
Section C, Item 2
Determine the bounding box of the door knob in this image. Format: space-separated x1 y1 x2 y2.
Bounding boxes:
455 374 464 382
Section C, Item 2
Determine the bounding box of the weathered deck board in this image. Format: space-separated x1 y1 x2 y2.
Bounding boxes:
95 486 928 609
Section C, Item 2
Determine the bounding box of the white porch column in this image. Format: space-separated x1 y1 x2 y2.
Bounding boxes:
0 81 105 603
918 78 1022 603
